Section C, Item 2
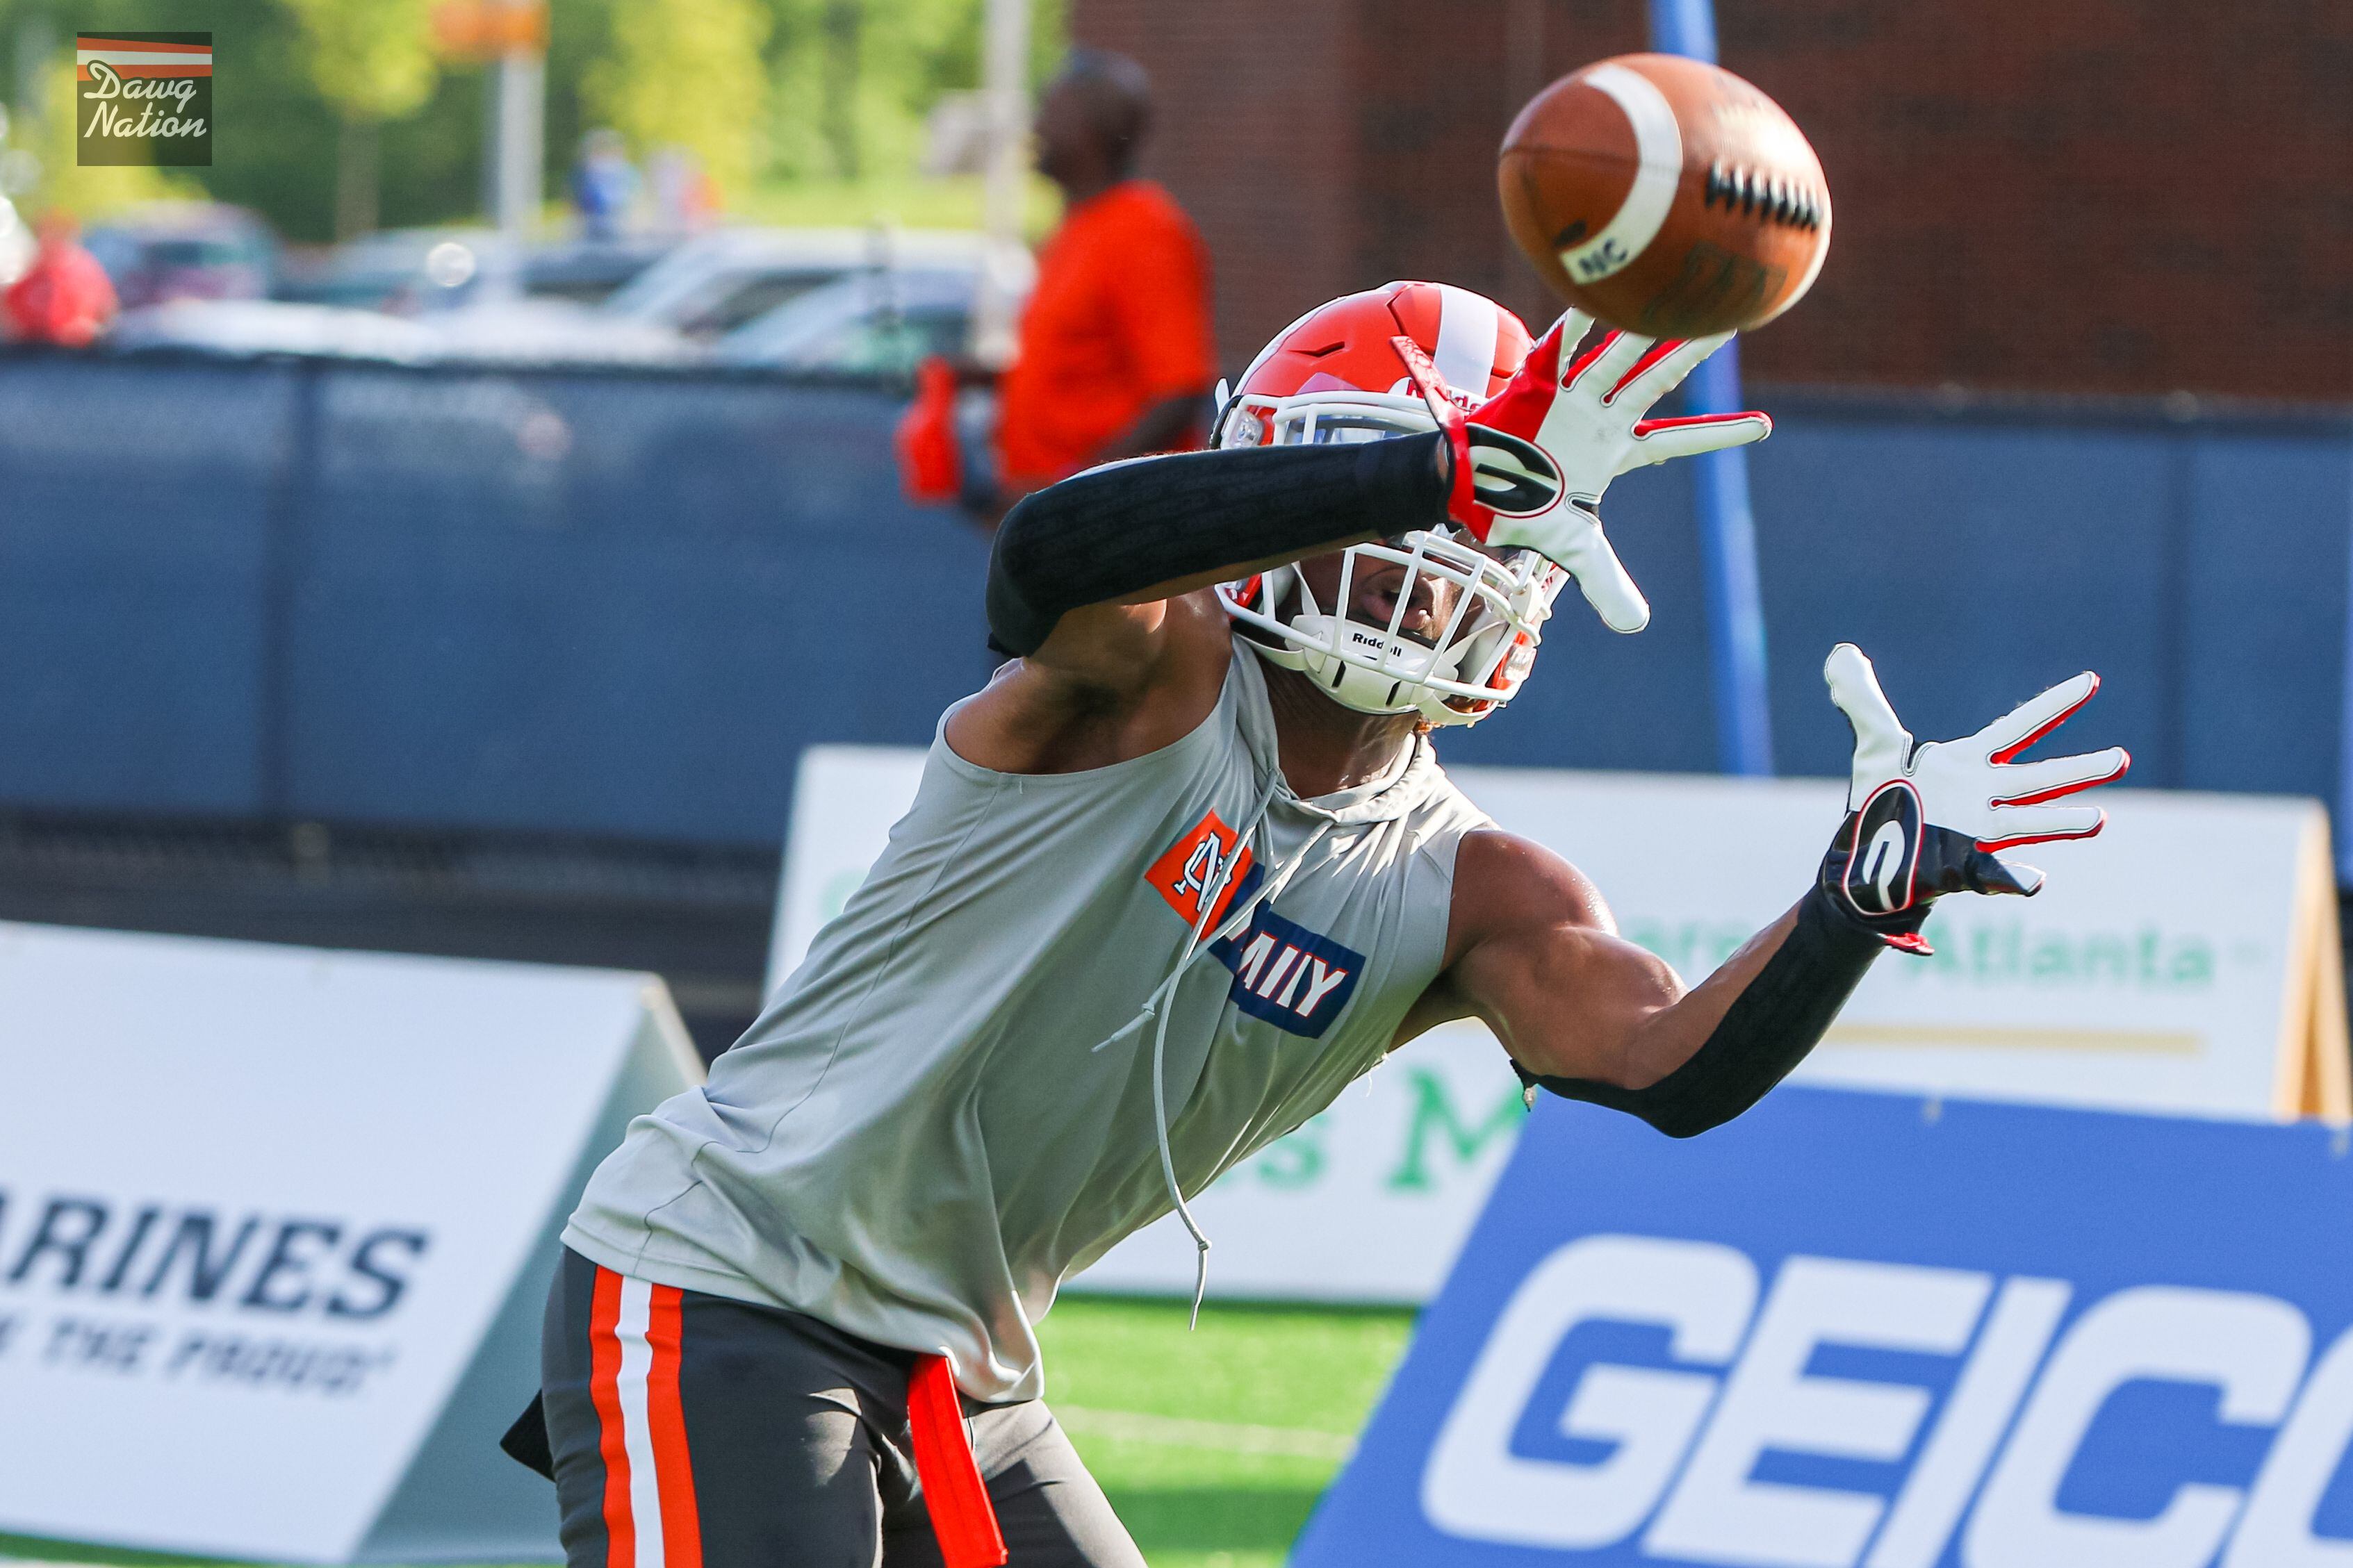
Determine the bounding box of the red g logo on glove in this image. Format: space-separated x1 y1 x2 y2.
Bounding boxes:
1819 644 2130 953
1842 780 1924 917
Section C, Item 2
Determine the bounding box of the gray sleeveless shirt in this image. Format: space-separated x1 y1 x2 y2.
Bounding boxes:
564 642 1492 1401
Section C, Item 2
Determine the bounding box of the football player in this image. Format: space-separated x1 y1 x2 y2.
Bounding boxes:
514 281 2127 1567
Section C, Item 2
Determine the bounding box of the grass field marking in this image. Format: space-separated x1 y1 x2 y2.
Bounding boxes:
1055 1405 1357 1462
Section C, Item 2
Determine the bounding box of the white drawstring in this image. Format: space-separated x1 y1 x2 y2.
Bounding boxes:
1157 811 1334 1327
1082 768 1324 1328
1094 737 1409 1328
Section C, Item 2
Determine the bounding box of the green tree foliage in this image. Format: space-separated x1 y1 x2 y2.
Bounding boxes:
584 0 769 199
274 0 441 234
0 0 442 238
762 0 962 182
0 0 1067 240
277 0 437 123
755 0 1064 183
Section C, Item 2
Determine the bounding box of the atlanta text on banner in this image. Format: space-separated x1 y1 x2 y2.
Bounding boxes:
1448 766 2348 1125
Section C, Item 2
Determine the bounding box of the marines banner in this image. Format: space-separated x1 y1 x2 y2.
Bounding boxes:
0 924 700 1561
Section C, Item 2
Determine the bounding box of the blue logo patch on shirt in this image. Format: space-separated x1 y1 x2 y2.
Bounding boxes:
1210 908 1365 1038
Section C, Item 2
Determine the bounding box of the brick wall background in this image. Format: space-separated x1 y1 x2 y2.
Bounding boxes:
1074 0 2353 403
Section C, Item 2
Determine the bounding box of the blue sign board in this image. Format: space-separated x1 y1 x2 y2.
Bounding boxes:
1294 1087 2353 1568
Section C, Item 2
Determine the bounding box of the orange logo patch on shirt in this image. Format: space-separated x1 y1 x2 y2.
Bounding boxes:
1146 810 1259 932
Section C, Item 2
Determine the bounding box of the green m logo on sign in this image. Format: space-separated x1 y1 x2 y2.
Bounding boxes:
1241 1070 1529 1196
1387 1070 1528 1193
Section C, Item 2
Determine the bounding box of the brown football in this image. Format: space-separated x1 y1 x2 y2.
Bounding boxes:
1500 53 1831 336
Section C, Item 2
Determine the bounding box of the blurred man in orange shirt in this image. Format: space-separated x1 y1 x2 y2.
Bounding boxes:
899 50 1215 525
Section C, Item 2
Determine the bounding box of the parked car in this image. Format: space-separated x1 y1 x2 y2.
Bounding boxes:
104 224 1033 370
81 201 277 308
293 223 851 328
596 228 887 342
413 296 698 365
277 227 521 313
108 299 440 362
602 227 1028 343
715 266 984 376
279 227 678 315
522 237 675 305
423 226 1027 368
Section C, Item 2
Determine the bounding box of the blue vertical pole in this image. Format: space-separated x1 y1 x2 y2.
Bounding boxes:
2338 460 2353 883
1647 0 1776 777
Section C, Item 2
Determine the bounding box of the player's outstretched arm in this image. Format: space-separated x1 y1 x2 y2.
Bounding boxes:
984 432 1450 676
1423 645 2129 1137
952 433 1454 772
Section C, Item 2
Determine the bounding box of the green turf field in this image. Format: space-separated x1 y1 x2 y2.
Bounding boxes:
0 1296 1416 1568
1038 1296 1416 1567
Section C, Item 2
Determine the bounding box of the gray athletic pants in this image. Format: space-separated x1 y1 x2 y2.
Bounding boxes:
541 1248 1146 1567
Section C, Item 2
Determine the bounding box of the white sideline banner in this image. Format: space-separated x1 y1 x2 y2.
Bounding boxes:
0 924 703 1563
770 747 2345 1303
1453 766 2348 1124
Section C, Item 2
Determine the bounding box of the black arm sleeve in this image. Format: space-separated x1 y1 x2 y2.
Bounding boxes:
984 431 1449 657
1516 885 1891 1139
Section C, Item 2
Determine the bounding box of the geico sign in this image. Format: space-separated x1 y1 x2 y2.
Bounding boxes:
1423 1235 2353 1567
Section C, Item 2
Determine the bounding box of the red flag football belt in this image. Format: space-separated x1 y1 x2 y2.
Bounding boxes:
908 1354 1008 1568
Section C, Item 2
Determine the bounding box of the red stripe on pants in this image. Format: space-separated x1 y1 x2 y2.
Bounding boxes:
643 1284 704 1568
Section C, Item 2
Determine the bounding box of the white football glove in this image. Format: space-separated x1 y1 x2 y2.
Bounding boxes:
1821 643 2131 951
1394 312 1771 633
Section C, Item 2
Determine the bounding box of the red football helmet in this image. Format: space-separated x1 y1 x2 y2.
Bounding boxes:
1212 282 1568 727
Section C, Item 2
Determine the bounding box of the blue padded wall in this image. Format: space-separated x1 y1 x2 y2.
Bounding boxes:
1 351 2343 848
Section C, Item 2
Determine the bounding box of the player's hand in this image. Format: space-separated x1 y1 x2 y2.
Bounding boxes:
1393 316 1769 633
1819 643 2130 952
